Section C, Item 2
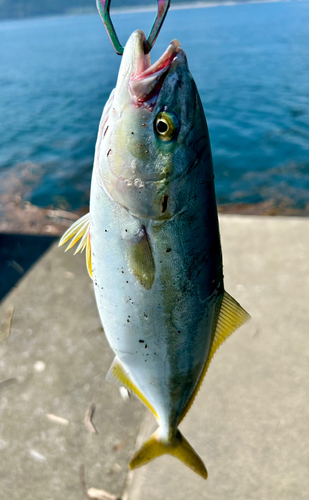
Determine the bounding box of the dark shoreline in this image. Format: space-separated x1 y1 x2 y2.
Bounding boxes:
0 199 308 238
1 163 308 237
217 200 309 218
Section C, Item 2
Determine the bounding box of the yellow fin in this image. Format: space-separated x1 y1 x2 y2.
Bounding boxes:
106 358 158 420
125 226 155 290
179 291 250 423
129 428 207 480
59 213 92 280
59 213 90 251
86 232 93 279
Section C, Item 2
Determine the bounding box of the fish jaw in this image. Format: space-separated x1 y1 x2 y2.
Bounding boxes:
129 37 181 105
113 29 181 109
112 30 150 111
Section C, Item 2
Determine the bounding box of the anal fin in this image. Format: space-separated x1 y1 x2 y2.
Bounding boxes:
107 357 158 420
179 291 250 423
58 213 93 279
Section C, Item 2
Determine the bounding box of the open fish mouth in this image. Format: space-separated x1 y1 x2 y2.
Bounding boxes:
130 38 181 103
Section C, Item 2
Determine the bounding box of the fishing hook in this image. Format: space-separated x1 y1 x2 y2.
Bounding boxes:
96 0 171 55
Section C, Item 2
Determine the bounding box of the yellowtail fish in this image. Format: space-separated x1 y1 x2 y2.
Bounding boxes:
59 30 250 479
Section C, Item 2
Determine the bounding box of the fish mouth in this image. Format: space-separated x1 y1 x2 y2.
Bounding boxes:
129 34 181 104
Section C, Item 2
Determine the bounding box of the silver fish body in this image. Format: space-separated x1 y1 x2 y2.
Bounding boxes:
60 30 249 478
90 151 221 430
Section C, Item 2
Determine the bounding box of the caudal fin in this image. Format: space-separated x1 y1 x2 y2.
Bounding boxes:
129 428 207 479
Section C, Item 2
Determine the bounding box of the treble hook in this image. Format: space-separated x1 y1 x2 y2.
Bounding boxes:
96 0 171 55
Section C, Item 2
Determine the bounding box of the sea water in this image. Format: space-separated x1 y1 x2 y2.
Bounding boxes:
0 0 309 211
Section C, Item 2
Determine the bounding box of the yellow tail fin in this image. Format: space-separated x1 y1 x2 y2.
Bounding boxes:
129 428 207 479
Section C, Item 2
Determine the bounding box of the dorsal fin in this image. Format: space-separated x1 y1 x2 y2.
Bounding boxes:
58 213 92 279
107 357 158 421
179 291 250 423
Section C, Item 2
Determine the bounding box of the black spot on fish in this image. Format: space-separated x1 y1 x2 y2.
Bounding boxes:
139 340 144 343
166 248 171 253
161 195 168 214
107 149 112 157
145 344 147 348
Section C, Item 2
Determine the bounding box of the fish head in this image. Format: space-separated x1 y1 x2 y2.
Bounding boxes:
96 30 211 221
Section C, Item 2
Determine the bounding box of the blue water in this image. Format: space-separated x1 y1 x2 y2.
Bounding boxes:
1 1 309 210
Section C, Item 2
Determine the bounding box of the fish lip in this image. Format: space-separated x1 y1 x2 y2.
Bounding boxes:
132 39 181 80
129 39 181 104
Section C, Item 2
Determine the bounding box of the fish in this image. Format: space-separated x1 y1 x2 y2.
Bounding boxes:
59 30 250 479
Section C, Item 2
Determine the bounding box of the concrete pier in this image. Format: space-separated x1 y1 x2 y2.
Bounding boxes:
0 215 308 499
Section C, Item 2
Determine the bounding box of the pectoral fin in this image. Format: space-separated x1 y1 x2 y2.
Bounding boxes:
58 213 92 279
107 357 158 420
179 291 250 423
125 225 155 290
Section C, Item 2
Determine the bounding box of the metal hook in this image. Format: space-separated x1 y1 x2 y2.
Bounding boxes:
96 0 171 55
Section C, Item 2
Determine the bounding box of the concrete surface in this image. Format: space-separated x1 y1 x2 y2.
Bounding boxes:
124 215 309 500
0 241 145 500
0 215 308 500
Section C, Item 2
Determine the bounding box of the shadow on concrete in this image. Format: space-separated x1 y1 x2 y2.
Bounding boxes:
0 233 57 302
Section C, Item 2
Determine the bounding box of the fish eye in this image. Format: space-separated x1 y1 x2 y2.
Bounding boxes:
155 112 179 141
